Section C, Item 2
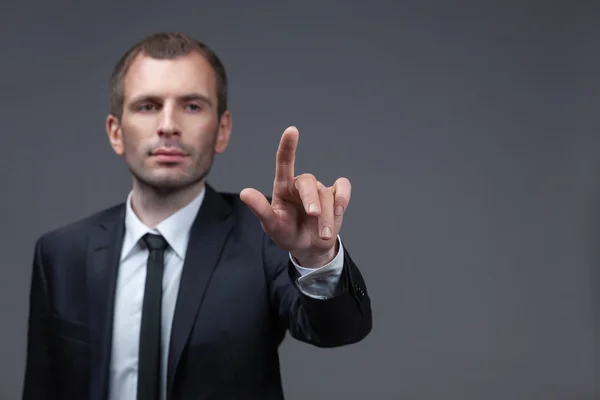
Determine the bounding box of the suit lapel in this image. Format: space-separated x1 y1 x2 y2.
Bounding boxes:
86 205 125 400
166 185 236 397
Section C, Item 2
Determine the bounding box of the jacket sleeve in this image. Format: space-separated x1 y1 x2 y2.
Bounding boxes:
262 233 372 347
22 237 57 399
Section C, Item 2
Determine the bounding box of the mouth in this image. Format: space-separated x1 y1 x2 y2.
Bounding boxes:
150 148 188 163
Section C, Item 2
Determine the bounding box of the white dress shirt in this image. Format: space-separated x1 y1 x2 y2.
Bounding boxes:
108 188 345 400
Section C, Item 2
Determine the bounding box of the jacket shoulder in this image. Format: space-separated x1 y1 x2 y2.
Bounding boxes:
35 202 125 249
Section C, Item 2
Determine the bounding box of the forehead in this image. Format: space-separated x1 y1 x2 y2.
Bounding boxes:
122 51 217 101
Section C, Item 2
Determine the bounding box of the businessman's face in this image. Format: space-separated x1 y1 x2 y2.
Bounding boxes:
106 51 231 192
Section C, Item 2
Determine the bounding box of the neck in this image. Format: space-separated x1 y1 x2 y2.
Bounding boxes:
130 179 205 228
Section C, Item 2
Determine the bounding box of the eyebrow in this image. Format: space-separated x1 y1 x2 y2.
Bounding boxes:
129 93 213 107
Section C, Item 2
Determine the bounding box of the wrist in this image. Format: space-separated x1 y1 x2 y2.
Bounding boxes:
292 244 337 268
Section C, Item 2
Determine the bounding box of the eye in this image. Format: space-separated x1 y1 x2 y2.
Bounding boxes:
138 103 158 112
186 103 203 112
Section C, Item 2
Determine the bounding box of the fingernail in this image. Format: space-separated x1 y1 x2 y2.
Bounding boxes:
334 205 344 216
321 226 332 238
308 203 319 213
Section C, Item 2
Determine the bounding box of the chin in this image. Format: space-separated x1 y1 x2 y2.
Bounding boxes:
128 159 212 191
133 170 207 193
148 177 194 191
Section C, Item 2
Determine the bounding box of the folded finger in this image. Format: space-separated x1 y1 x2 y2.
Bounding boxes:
293 173 321 215
317 182 335 240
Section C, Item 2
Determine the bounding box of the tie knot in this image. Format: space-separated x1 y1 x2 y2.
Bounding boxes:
142 233 169 251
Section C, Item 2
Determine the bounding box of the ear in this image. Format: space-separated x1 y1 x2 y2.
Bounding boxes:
106 114 124 156
214 110 232 154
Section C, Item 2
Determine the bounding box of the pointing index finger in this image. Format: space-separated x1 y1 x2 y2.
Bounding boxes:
275 126 299 184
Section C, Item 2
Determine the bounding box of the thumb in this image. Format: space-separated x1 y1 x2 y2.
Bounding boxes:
240 188 277 231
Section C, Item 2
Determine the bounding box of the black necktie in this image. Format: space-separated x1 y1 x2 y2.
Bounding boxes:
137 233 169 400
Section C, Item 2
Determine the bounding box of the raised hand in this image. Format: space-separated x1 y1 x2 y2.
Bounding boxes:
240 126 351 267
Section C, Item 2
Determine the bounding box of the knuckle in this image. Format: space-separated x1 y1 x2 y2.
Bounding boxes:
318 185 332 195
294 174 306 184
293 176 305 187
335 193 351 204
299 173 316 182
336 177 351 188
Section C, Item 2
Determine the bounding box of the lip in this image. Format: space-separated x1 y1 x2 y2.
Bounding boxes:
152 147 187 156
151 154 187 163
150 148 188 163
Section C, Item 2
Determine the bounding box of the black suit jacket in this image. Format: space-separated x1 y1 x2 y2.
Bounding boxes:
22 184 372 400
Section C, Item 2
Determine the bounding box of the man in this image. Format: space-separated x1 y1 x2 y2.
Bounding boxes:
22 32 372 400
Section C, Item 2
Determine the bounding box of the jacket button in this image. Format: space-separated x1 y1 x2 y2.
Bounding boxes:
354 284 365 298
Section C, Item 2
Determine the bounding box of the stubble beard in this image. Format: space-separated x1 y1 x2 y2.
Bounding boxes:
124 132 218 199
132 160 213 198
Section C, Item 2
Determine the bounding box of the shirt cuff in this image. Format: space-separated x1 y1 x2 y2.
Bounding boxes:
288 235 345 300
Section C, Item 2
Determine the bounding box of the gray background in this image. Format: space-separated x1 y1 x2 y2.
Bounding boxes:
1 0 598 399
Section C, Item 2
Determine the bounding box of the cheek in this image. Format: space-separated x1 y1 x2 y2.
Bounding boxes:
181 123 219 147
120 130 146 159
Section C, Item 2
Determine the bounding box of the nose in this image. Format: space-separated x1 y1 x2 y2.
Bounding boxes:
157 107 180 137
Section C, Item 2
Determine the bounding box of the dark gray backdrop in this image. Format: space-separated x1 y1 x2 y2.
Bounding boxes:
2 1 598 399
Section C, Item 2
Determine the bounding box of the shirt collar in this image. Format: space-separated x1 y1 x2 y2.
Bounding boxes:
120 187 206 261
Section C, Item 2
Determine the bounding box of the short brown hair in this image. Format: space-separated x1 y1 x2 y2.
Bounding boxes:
109 32 228 119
